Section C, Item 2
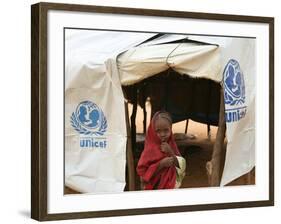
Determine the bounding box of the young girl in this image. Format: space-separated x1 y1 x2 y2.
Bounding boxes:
137 111 186 190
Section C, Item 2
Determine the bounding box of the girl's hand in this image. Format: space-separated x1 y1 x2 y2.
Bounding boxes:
160 157 175 168
161 142 174 156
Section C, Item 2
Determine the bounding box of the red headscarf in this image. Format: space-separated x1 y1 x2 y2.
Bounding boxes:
136 111 181 190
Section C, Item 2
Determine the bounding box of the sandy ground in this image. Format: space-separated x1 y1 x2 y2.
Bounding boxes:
65 103 254 194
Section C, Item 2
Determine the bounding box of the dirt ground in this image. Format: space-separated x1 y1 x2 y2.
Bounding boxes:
65 103 255 194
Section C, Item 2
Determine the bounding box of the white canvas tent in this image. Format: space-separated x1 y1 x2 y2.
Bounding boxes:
65 29 255 193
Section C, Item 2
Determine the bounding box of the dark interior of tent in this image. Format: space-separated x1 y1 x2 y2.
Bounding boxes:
122 68 221 138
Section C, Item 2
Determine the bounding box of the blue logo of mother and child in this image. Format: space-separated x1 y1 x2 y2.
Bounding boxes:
71 101 107 149
223 59 247 123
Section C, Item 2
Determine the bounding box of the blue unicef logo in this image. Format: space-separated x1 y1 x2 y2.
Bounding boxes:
71 101 107 136
223 59 246 106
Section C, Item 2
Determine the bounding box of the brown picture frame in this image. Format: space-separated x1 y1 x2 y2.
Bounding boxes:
31 2 274 221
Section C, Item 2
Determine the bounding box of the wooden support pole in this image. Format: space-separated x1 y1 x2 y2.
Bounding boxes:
143 105 147 134
185 119 189 134
207 124 211 140
206 80 212 140
206 87 226 186
130 88 138 153
124 101 135 191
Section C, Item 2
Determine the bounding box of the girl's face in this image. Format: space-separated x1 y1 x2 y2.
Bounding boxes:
154 117 172 143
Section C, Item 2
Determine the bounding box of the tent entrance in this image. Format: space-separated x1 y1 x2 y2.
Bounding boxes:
122 68 227 190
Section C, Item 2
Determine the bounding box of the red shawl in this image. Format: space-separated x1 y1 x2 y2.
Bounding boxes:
136 112 181 190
